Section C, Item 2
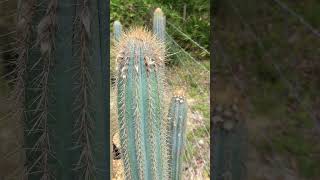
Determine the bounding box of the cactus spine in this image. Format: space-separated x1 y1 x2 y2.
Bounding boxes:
6 0 109 179
168 96 188 180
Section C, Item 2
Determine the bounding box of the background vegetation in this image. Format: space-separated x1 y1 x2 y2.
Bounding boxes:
214 0 320 179
111 0 210 61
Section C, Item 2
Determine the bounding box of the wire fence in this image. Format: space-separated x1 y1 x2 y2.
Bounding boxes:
269 0 320 38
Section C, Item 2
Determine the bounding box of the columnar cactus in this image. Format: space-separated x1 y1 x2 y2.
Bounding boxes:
115 8 188 180
152 8 166 112
113 20 122 42
116 27 168 180
168 95 188 180
153 8 166 42
6 0 109 179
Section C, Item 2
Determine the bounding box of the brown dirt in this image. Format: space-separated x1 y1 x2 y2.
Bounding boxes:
112 132 125 180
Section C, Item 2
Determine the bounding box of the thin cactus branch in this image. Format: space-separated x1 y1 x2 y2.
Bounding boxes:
113 20 122 42
167 95 188 180
153 8 166 42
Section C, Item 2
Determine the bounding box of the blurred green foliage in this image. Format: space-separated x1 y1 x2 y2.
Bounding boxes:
110 0 209 60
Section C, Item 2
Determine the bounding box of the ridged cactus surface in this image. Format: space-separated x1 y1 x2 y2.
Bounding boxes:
168 95 188 180
116 28 168 180
6 0 109 179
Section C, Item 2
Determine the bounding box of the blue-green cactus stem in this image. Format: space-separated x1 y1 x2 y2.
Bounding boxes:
113 20 122 42
116 28 168 180
168 95 188 180
153 8 166 42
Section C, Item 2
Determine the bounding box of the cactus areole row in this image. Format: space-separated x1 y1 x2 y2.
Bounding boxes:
7 0 109 179
114 8 188 180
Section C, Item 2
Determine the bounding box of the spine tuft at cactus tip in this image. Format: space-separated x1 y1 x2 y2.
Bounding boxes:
116 27 168 180
113 20 122 42
153 8 166 42
167 94 188 180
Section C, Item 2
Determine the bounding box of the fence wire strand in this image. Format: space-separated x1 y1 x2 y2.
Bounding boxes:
270 0 320 38
167 20 210 55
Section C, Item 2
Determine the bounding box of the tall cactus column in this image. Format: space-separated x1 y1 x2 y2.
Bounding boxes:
153 8 166 42
116 28 168 180
11 0 109 179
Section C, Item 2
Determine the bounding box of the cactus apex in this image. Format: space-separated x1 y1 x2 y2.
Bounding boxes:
154 8 164 15
173 88 186 98
115 27 165 70
114 20 121 25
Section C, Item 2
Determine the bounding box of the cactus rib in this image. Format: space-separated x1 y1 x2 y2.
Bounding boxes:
25 0 58 179
73 0 96 179
9 0 110 179
152 10 169 178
